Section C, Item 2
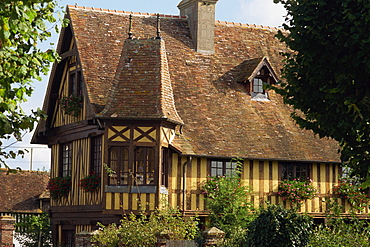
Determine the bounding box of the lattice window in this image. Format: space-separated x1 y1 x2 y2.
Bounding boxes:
60 143 72 177
91 136 102 175
280 162 312 180
108 146 129 186
134 147 155 185
210 160 238 177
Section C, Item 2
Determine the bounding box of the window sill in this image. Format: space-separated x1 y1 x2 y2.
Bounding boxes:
251 92 270 101
105 185 157 194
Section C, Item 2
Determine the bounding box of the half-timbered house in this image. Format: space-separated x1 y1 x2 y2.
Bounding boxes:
32 0 367 245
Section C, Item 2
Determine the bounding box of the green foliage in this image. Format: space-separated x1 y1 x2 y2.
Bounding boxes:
92 205 199 247
79 170 100 192
59 93 83 117
47 176 71 200
309 218 370 247
246 204 313 247
201 159 255 246
278 178 317 210
312 194 370 246
14 213 52 247
332 177 369 211
0 0 67 168
202 168 255 230
273 0 370 187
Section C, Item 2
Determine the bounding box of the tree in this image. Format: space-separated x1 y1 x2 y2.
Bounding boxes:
14 213 52 247
0 0 67 169
273 0 370 187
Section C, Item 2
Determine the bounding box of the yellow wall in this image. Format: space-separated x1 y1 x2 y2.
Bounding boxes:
53 54 86 127
50 137 103 207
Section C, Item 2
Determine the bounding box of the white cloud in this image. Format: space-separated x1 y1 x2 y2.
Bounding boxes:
236 0 287 27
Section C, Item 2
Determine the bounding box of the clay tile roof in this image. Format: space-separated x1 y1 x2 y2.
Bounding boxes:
0 170 49 213
100 38 183 124
66 6 340 163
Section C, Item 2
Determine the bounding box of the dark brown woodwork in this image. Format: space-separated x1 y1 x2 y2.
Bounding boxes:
60 47 78 60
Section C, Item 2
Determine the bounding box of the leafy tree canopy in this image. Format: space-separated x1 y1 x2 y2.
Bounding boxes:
0 0 67 169
274 0 370 187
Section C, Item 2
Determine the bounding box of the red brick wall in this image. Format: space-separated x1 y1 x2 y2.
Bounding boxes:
0 216 15 246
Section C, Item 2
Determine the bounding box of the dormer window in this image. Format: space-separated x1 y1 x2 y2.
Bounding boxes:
237 56 278 101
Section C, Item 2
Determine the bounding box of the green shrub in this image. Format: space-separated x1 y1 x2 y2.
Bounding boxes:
202 159 255 246
202 159 255 231
309 218 370 247
92 205 198 247
246 204 313 247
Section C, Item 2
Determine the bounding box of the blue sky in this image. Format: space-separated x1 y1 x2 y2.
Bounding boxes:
4 0 287 171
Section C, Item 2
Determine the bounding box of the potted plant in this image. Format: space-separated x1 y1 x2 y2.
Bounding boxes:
59 93 83 117
47 176 72 200
79 171 101 193
278 178 317 210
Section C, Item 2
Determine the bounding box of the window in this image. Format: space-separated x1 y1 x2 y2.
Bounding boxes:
69 68 82 95
251 65 276 101
253 78 264 93
161 148 169 187
280 162 311 180
210 160 238 177
108 146 129 186
134 147 155 185
91 136 102 175
108 146 156 186
60 143 72 177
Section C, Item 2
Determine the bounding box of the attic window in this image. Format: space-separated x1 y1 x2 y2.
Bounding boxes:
253 78 264 94
237 57 278 101
251 67 273 101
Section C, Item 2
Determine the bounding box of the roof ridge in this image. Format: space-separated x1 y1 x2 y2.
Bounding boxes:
67 5 282 31
215 20 281 31
67 5 187 19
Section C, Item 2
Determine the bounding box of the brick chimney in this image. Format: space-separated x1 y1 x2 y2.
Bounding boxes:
178 0 218 54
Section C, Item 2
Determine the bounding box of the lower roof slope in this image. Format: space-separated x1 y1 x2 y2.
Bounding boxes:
68 6 339 163
0 170 49 213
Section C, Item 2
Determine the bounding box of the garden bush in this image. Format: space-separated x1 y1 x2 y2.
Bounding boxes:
92 205 198 247
202 159 255 246
309 218 370 247
246 204 313 247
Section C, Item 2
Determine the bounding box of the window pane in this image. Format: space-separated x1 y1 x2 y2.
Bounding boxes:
108 147 129 186
253 78 263 93
61 143 72 177
211 160 238 177
281 163 310 180
120 148 129 185
91 136 102 175
109 147 119 185
135 147 155 185
146 148 155 185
